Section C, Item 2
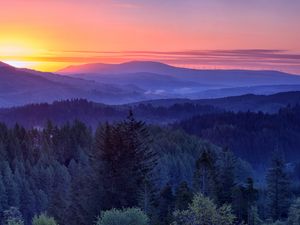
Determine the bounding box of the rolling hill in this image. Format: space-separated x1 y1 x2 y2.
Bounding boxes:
58 61 300 99
2 60 300 108
0 62 147 107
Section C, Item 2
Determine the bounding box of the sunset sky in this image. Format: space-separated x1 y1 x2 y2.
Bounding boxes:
1 0 300 73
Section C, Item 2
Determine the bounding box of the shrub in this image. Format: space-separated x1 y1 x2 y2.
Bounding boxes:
96 208 149 225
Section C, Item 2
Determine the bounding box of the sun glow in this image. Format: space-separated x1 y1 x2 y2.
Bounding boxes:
2 60 39 69
0 38 41 56
0 38 50 70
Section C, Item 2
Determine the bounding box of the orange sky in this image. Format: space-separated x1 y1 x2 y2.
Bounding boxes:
0 0 300 73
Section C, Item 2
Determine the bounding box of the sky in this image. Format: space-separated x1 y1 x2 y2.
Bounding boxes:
0 0 300 73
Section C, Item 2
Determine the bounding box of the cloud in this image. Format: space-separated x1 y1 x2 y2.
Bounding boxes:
58 49 300 60
2 49 300 74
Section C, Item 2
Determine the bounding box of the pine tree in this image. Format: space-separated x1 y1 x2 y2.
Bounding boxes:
175 181 193 211
158 184 175 225
0 176 8 223
47 162 71 225
19 179 36 225
232 185 247 222
193 148 218 200
288 198 300 225
217 147 236 205
94 112 157 209
247 206 262 225
245 178 258 224
137 177 157 216
266 151 292 221
93 122 123 209
173 194 236 225
67 160 96 225
3 207 24 225
1 162 20 207
32 213 58 225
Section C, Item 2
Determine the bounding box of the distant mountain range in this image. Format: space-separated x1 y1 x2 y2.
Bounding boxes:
0 62 146 107
2 60 300 107
58 61 300 98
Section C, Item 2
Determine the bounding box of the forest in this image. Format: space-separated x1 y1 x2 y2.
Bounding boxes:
0 107 299 225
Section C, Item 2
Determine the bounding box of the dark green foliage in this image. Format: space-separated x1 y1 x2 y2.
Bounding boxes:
47 163 71 225
96 208 149 225
193 148 218 200
173 194 236 225
232 178 259 224
216 147 237 205
32 213 58 225
93 112 157 210
157 183 175 225
3 207 24 225
288 198 300 225
0 120 94 225
266 151 292 221
1 117 216 224
137 177 157 216
175 105 300 166
0 108 298 225
175 181 193 211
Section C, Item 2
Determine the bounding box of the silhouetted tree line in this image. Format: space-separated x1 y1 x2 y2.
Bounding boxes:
0 99 219 128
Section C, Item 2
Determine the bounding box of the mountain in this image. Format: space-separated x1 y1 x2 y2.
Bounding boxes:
0 62 148 107
58 61 300 99
57 61 176 75
2 60 300 108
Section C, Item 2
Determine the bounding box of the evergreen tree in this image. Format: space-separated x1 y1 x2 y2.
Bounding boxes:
217 147 236 205
66 161 96 225
245 178 259 224
232 178 259 224
32 213 58 225
93 122 123 209
1 162 20 207
47 162 71 225
175 181 193 211
96 208 149 225
232 185 247 222
287 198 300 225
248 206 262 225
137 177 157 217
173 194 236 225
94 112 157 209
266 151 292 221
0 176 8 223
193 148 218 200
3 207 24 225
157 183 175 225
19 180 36 225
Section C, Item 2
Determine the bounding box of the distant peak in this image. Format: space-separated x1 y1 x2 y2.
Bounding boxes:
57 60 175 74
120 60 170 66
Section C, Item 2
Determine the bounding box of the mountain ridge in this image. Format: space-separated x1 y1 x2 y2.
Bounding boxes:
2 60 300 107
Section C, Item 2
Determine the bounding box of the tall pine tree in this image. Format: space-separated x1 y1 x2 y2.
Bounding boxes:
266 151 292 221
